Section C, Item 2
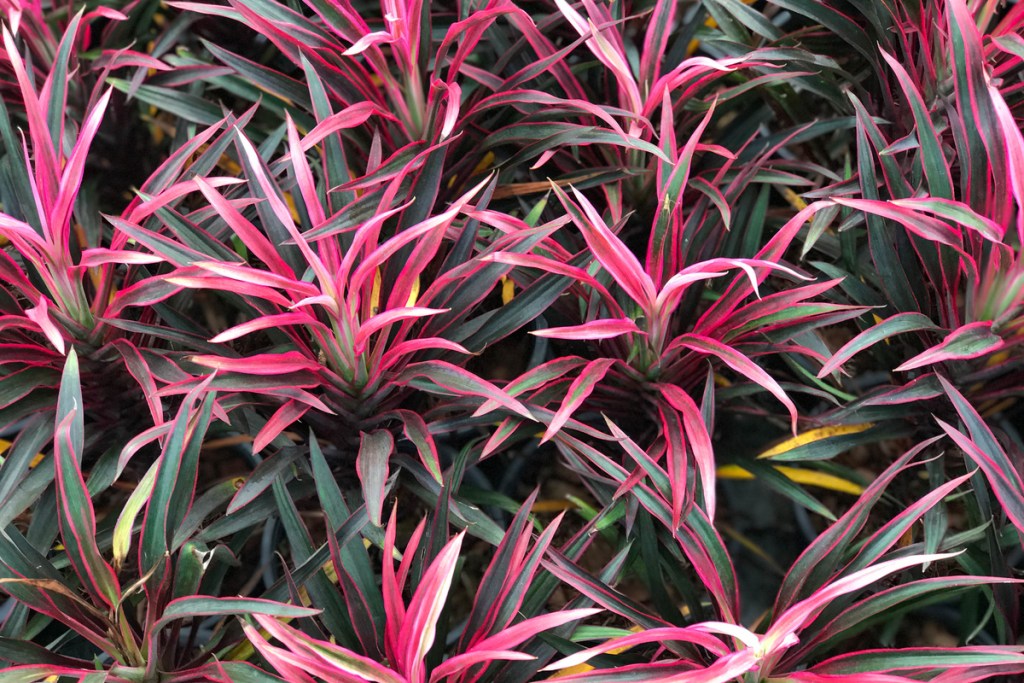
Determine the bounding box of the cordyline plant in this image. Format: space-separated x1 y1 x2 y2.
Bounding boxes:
3 0 1024 681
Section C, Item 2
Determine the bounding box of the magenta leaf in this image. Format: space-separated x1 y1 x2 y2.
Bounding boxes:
189 351 321 375
543 358 616 442
53 351 121 610
818 313 938 378
894 322 1004 372
551 183 656 310
399 531 465 682
661 384 717 521
400 361 534 420
672 334 799 433
531 318 644 340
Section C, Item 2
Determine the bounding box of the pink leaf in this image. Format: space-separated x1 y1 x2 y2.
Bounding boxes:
672 334 798 434
531 318 644 340
551 184 656 309
430 609 599 682
51 89 112 246
192 177 294 278
402 361 534 420
26 297 65 354
79 248 164 267
252 614 405 683
894 321 1004 372
286 114 326 227
661 384 717 522
355 307 449 352
399 532 465 682
395 411 443 483
235 129 335 293
343 30 395 55
832 197 963 248
189 351 320 375
762 552 961 658
300 102 391 154
989 82 1024 245
2 27 59 209
543 626 736 673
542 358 616 442
380 338 470 372
889 197 1004 242
192 261 320 299
439 80 462 140
210 312 318 344
253 400 310 454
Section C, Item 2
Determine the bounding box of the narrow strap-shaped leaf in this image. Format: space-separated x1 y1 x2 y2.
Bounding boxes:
878 50 953 199
357 430 394 527
550 183 656 310
145 597 319 675
542 358 616 442
811 646 1024 677
803 575 1023 659
937 418 1024 536
673 334 798 433
947 0 1006 216
660 385 717 522
895 322 1003 372
398 531 465 682
775 438 940 612
50 89 112 248
54 351 120 610
400 361 534 420
818 313 938 377
140 376 215 579
763 553 961 658
249 614 404 683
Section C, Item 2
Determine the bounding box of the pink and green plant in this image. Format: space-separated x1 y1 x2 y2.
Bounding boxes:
2 0 1023 681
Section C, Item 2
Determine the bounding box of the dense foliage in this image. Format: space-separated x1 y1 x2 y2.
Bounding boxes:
1 0 1023 681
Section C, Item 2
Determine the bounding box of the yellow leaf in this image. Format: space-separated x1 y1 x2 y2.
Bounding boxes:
872 313 889 345
547 625 643 678
406 275 420 307
472 151 496 176
2 440 48 469
981 397 1017 418
717 464 864 496
500 275 515 305
370 267 382 315
985 350 1010 367
530 499 577 513
447 151 496 189
283 191 301 224
216 153 242 176
780 187 807 211
685 0 756 55
113 459 160 571
756 423 873 460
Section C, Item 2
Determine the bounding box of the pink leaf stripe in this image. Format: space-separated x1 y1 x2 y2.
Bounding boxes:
531 318 644 340
543 358 616 442
895 322 1004 372
674 334 799 433
661 383 717 521
551 184 656 309
189 351 321 375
